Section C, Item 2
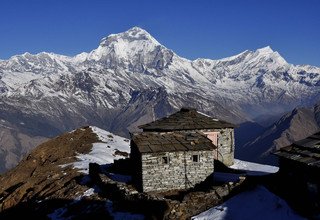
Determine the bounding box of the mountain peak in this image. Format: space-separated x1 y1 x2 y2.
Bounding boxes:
99 26 160 47
256 46 274 54
254 46 288 65
127 26 150 35
85 27 173 69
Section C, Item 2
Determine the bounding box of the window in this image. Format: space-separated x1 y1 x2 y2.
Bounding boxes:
162 156 169 164
192 155 199 162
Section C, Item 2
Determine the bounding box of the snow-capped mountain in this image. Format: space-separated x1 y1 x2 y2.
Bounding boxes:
1 26 319 116
0 26 319 172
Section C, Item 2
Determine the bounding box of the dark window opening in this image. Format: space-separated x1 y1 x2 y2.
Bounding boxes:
192 155 199 162
162 156 169 164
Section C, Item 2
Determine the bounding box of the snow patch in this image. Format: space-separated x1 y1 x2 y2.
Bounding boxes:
65 126 130 174
192 186 305 220
214 159 278 183
231 159 279 175
82 188 95 197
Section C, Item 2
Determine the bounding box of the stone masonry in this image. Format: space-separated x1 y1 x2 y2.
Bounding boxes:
131 131 215 192
139 108 236 167
141 150 214 192
203 128 235 166
132 108 236 192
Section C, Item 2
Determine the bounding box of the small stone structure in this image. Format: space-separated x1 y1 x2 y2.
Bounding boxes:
139 108 236 166
274 132 320 217
89 162 246 219
131 108 236 192
131 132 215 192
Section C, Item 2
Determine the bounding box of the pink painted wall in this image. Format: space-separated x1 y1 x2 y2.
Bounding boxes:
203 131 219 160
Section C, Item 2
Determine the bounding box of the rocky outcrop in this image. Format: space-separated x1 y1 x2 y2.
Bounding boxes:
0 127 103 218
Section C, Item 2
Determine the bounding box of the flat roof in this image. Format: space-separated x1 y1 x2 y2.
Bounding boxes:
131 131 216 153
274 132 320 168
139 108 236 131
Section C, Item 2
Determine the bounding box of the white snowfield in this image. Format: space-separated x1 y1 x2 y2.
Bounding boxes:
214 159 279 183
192 185 305 220
67 126 130 174
52 126 137 220
193 159 305 220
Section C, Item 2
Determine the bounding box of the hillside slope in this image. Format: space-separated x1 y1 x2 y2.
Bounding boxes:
0 125 304 220
236 103 320 164
0 126 131 219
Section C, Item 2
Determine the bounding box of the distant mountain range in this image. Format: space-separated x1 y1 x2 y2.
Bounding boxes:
236 102 320 164
0 26 319 172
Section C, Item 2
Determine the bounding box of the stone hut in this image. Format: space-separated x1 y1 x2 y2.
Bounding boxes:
139 108 236 166
274 132 320 216
130 108 236 192
131 131 215 192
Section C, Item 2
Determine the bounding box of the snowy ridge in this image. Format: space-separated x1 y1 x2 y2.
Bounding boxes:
0 26 319 122
67 126 130 174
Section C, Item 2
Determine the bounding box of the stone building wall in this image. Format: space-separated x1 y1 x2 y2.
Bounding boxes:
216 128 235 166
203 128 235 166
141 150 214 192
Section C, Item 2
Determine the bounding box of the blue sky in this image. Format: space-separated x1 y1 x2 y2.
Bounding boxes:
0 0 319 66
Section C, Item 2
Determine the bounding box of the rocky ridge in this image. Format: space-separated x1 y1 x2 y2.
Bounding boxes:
236 102 320 164
0 126 133 219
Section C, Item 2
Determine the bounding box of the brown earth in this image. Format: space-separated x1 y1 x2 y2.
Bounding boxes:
0 126 113 219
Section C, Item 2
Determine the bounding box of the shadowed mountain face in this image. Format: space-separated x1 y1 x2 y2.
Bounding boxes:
0 27 319 172
235 122 266 148
236 103 320 165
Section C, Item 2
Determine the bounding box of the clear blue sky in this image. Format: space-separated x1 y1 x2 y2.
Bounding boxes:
0 0 319 66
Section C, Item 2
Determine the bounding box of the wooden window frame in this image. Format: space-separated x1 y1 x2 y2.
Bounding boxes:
162 156 169 164
192 154 199 162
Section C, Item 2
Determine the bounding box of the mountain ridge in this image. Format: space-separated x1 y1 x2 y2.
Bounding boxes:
0 26 319 172
236 103 320 164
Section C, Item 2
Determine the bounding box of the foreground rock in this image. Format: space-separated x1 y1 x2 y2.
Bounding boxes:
0 126 109 218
